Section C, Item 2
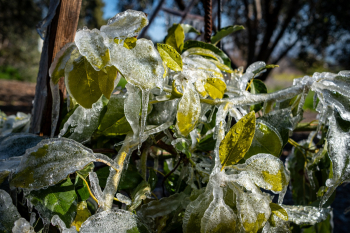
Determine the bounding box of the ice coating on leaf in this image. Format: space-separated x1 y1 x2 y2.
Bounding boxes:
182 55 223 80
12 218 35 233
129 181 151 211
246 61 266 74
59 97 104 143
51 215 78 233
109 38 165 91
281 205 331 225
147 99 179 125
75 28 110 70
100 9 148 39
320 111 350 207
267 214 290 233
236 191 271 233
0 156 21 184
176 81 201 136
139 89 151 151
0 112 31 136
0 189 21 232
116 193 131 205
79 209 151 233
182 48 224 64
0 133 43 159
124 83 141 138
9 138 115 191
243 154 290 195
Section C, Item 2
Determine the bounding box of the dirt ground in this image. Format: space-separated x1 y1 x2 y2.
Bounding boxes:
0 80 36 115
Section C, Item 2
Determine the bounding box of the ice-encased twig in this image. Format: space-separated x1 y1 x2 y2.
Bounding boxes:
89 171 105 206
50 79 60 138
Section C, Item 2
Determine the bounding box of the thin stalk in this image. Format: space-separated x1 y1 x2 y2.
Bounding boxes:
77 173 99 205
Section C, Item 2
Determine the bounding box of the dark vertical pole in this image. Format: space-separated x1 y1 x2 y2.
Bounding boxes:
217 0 222 48
204 0 212 43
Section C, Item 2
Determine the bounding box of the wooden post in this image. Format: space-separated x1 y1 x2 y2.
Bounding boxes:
30 0 82 136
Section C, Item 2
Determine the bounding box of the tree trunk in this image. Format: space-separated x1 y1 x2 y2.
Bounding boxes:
30 0 82 136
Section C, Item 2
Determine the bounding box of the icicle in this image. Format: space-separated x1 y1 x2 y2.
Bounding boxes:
124 83 141 141
30 212 36 226
138 89 150 154
50 79 60 138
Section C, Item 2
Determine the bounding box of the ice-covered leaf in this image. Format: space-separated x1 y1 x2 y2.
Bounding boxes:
0 112 31 136
204 78 226 100
0 157 21 184
183 190 213 233
183 41 232 68
12 218 35 233
281 205 331 225
27 178 77 227
59 97 104 142
219 111 255 170
129 180 151 211
245 120 283 159
0 133 43 159
269 203 288 221
64 49 102 108
51 215 78 233
109 39 165 91
147 99 179 125
181 24 201 35
71 201 91 231
75 28 110 70
182 47 223 63
157 43 183 71
79 209 151 233
0 189 21 232
100 9 148 39
244 154 290 194
208 59 233 73
176 81 201 136
98 65 118 99
116 193 132 205
10 138 117 190
165 24 185 53
124 83 141 137
211 25 244 45
50 43 77 84
236 192 271 233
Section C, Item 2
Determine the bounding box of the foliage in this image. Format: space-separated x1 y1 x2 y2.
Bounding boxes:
0 10 349 233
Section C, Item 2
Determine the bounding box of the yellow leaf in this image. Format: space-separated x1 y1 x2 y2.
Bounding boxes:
176 82 201 136
204 78 226 99
157 43 183 71
114 37 137 49
219 111 256 170
98 66 118 99
71 201 91 231
165 24 185 53
209 59 233 73
183 47 223 63
269 203 288 221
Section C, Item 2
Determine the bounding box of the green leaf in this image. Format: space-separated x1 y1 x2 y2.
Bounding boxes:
49 43 77 84
183 40 232 68
219 111 256 170
165 24 185 53
269 203 288 221
65 50 102 108
197 133 216 151
98 66 118 99
249 79 267 112
245 120 283 160
26 178 77 227
176 82 201 136
148 168 158 191
157 43 183 71
211 25 244 45
181 24 201 35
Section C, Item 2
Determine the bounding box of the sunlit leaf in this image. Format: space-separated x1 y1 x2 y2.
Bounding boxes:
181 24 201 35
157 43 183 71
71 201 91 231
219 111 256 170
26 178 77 227
98 65 118 99
176 81 201 136
204 78 226 100
182 47 223 63
165 24 185 53
270 203 288 221
211 25 244 45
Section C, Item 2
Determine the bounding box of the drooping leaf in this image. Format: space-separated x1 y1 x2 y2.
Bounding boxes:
26 178 77 227
157 43 183 71
75 28 110 70
165 24 185 53
65 49 102 108
244 154 290 193
71 201 91 231
245 120 283 159
269 203 288 221
100 9 148 39
181 24 201 35
219 111 256 169
79 209 151 233
0 189 21 232
176 81 201 136
204 78 226 100
211 25 244 45
183 41 232 68
9 138 117 190
98 65 118 99
49 43 77 84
